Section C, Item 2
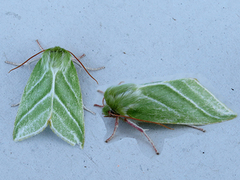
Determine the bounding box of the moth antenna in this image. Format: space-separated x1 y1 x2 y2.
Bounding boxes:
8 50 44 73
108 111 173 130
68 51 98 84
105 116 119 143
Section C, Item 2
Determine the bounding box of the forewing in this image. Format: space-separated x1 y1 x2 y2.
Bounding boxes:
50 60 84 147
126 78 237 125
13 59 52 141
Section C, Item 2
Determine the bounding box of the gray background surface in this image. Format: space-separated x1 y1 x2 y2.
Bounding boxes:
1 1 240 179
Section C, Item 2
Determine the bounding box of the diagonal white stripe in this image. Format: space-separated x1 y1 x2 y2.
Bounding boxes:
15 93 51 127
165 82 221 119
15 109 50 140
51 109 80 144
53 94 82 133
26 70 48 95
140 93 180 116
183 80 233 115
62 72 79 101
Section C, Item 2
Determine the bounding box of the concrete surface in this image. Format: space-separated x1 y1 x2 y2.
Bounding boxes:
1 1 240 179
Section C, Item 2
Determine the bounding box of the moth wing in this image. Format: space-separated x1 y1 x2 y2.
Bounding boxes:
50 60 84 147
126 78 237 125
13 58 52 141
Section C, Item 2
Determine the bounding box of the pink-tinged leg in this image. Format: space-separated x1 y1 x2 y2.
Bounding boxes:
97 90 104 94
124 119 159 155
186 125 206 132
36 40 44 50
95 90 105 106
105 117 119 143
94 104 104 108
78 54 86 59
118 81 124 85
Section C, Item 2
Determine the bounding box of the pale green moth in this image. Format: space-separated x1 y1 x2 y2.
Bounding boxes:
8 41 100 148
95 78 237 154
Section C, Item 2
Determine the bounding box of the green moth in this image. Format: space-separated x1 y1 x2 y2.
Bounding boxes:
95 78 237 154
8 41 99 148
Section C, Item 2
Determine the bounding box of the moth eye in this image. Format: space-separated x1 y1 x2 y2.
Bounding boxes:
110 110 114 114
109 110 116 114
110 110 120 116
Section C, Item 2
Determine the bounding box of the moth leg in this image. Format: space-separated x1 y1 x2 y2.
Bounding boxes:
105 117 119 143
73 60 105 71
118 81 124 85
36 40 44 50
84 66 105 71
95 90 105 106
124 118 159 155
96 90 104 94
5 40 42 67
11 102 20 107
94 104 104 108
186 125 206 132
5 40 44 66
5 58 40 66
71 54 105 71
83 105 96 115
